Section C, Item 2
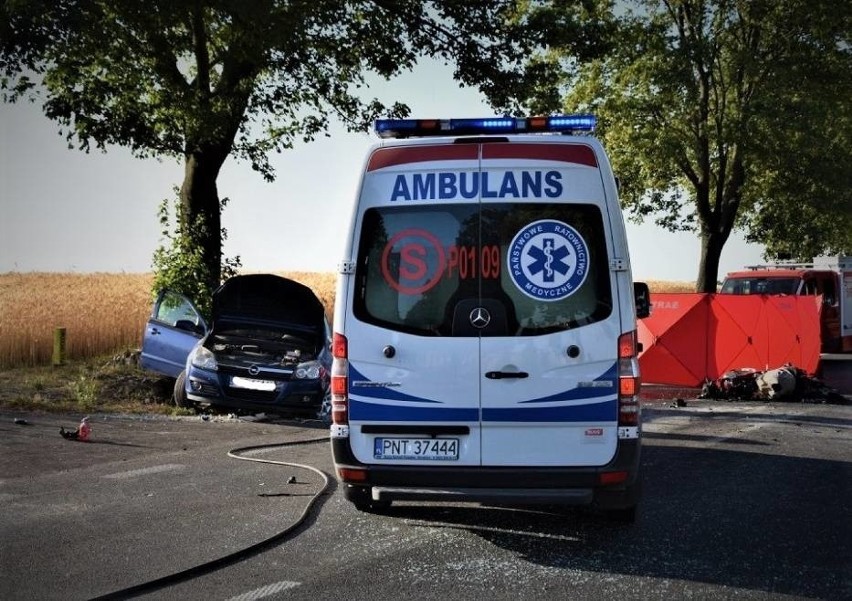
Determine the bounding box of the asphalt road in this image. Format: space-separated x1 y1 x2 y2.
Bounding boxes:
1 398 850 601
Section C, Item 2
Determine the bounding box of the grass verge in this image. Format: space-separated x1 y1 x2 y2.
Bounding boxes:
0 350 189 416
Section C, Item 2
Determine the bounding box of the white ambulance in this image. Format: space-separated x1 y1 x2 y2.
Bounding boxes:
330 116 650 522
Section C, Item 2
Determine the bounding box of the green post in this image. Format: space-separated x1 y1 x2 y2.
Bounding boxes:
53 327 66 366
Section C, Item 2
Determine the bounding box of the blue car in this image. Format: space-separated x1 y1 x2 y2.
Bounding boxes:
140 274 331 420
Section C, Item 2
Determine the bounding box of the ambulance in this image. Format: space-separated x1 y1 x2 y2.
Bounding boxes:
330 115 651 522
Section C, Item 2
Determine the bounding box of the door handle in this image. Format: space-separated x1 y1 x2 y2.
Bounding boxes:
485 371 529 379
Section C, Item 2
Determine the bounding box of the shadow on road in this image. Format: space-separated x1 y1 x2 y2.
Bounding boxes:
385 443 850 600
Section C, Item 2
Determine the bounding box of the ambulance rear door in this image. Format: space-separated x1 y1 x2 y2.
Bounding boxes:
476 141 621 467
344 142 484 467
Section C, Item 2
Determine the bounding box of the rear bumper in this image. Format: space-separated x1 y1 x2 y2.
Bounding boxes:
370 485 595 505
332 437 641 509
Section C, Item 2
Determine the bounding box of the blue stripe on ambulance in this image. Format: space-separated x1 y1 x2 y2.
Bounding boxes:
349 361 618 422
348 399 616 422
482 400 616 422
348 400 478 422
348 362 617 405
347 365 441 403
518 363 617 403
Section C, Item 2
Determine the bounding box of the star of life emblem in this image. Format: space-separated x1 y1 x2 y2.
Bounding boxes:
507 219 590 301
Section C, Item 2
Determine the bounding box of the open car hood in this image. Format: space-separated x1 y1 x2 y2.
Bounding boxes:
212 274 325 329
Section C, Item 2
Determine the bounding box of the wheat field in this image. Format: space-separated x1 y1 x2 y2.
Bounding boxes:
0 272 337 368
0 272 692 368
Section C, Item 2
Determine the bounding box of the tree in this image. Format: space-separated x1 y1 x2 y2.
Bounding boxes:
1 0 531 298
740 75 852 260
504 0 851 291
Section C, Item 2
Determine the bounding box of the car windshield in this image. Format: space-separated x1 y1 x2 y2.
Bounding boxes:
720 277 800 295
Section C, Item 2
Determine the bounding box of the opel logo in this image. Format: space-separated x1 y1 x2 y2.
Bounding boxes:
248 365 260 376
469 307 491 329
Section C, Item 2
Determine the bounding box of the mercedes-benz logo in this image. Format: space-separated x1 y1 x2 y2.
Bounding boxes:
469 307 491 329
248 365 260 376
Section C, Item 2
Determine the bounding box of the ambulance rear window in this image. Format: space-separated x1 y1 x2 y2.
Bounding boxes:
353 203 612 336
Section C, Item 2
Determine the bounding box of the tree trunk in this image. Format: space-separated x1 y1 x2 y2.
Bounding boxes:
696 230 728 293
179 144 229 294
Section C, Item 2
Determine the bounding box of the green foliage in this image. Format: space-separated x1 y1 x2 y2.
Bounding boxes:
151 191 241 320
505 0 852 288
740 66 852 259
69 374 99 411
1 0 531 285
1 1 529 169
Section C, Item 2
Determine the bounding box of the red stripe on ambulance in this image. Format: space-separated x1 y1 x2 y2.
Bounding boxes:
482 143 598 167
367 145 478 172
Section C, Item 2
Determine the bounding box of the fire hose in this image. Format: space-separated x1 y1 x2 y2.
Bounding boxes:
89 436 331 601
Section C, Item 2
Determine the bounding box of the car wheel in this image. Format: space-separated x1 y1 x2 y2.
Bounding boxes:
173 371 191 408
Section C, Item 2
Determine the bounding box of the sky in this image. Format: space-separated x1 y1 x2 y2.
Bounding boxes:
0 59 765 283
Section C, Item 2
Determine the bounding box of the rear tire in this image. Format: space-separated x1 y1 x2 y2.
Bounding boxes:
348 485 392 513
173 371 191 408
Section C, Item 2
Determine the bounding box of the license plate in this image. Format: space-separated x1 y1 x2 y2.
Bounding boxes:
230 376 276 391
373 437 459 461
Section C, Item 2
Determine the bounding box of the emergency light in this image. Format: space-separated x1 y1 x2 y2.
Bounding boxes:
374 114 596 139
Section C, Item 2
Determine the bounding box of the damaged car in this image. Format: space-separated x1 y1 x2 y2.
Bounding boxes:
140 274 331 419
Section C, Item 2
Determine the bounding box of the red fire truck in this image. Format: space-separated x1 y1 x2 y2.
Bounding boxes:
719 256 852 353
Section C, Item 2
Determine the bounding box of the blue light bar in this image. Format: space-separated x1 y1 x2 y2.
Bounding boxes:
374 119 420 137
374 114 596 139
548 114 597 132
450 117 516 131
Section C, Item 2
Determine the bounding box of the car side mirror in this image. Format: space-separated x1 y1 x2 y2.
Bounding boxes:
634 282 651 319
175 319 204 335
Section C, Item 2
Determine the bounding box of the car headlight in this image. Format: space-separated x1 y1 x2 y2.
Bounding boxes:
190 345 218 371
294 360 323 380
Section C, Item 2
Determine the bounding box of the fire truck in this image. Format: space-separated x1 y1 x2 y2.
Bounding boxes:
719 256 852 353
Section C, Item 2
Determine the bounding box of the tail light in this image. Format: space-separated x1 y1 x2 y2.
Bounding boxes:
618 330 641 427
331 333 349 425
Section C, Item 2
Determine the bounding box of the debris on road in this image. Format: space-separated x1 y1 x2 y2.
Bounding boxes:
60 416 91 441
699 364 848 404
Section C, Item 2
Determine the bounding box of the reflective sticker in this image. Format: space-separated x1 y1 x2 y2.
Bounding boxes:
330 424 350 439
584 427 607 444
617 426 639 439
507 220 590 301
